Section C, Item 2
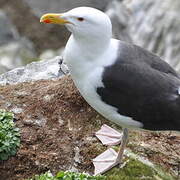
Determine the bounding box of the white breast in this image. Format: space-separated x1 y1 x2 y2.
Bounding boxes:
64 38 143 128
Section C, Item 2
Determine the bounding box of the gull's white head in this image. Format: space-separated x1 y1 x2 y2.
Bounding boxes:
40 7 112 41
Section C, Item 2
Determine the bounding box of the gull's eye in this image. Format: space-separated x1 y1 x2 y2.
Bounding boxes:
77 17 84 22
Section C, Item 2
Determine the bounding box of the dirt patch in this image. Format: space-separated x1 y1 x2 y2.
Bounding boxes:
0 76 179 180
0 76 107 180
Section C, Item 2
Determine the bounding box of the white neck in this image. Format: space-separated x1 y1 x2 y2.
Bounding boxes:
64 34 111 78
74 32 111 58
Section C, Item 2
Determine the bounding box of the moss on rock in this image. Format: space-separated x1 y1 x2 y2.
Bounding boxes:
105 157 176 180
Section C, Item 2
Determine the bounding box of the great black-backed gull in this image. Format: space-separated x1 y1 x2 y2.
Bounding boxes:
40 7 180 174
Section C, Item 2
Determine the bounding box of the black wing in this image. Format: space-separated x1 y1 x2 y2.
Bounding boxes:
97 41 180 131
117 41 179 77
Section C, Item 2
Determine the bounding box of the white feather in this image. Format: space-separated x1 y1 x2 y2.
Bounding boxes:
63 7 143 128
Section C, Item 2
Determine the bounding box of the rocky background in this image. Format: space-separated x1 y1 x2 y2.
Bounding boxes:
0 0 180 180
0 0 180 74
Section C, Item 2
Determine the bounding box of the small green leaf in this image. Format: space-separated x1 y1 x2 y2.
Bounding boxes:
56 171 65 178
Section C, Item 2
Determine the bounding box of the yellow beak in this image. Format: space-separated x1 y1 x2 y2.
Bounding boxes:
40 13 70 25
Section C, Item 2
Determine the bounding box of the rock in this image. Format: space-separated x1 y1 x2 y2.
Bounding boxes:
0 9 37 74
106 0 132 42
1 0 69 54
0 38 36 74
128 0 180 71
104 0 180 71
0 56 63 85
0 75 178 179
0 10 19 45
11 107 23 114
24 0 110 17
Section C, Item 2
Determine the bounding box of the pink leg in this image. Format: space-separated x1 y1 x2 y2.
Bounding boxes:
95 124 122 146
93 128 129 175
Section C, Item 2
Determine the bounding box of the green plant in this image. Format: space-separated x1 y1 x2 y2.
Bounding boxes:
28 171 55 180
0 109 20 160
56 171 106 180
27 171 106 180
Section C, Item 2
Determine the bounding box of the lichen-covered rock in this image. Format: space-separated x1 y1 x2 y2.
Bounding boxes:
106 153 175 180
106 0 180 72
128 0 180 71
0 56 63 85
106 0 132 42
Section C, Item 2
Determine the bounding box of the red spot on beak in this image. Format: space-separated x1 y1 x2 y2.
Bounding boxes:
44 19 51 23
